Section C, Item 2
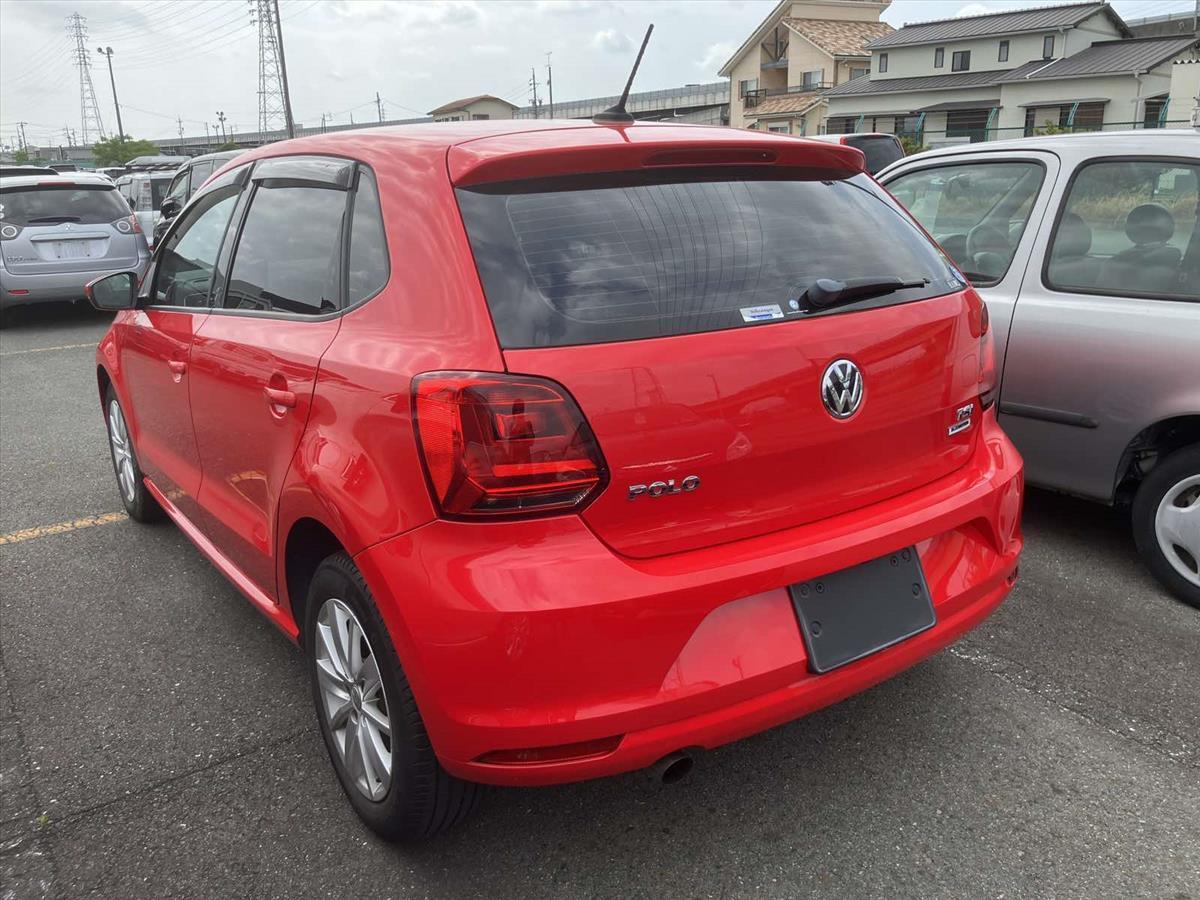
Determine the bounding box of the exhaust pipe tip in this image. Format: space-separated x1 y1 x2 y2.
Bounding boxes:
651 750 694 785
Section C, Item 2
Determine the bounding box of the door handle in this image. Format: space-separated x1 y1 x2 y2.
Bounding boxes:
264 387 297 410
167 360 187 375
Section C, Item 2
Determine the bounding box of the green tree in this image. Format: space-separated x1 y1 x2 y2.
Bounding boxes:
215 140 240 151
92 135 161 167
12 147 30 164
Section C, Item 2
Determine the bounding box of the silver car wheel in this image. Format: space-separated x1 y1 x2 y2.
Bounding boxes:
315 598 393 801
107 399 137 503
1154 473 1200 588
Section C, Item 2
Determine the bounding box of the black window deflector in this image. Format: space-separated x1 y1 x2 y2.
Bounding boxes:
250 155 355 190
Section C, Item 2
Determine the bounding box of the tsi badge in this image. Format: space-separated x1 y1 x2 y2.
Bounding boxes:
628 475 701 501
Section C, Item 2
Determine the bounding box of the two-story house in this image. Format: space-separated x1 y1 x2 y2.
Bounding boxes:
823 1 1199 144
719 0 893 136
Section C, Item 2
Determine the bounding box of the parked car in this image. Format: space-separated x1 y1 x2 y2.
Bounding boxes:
153 149 246 247
808 132 905 174
47 162 79 172
0 165 58 178
880 130 1200 608
113 170 174 247
0 172 150 324
87 122 1023 840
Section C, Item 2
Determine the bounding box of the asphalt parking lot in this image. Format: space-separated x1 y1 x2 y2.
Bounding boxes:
2 303 1198 900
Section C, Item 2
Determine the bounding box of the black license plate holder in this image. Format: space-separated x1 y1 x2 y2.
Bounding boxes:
789 547 936 674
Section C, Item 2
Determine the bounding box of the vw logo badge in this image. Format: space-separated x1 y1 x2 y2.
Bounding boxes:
821 358 864 419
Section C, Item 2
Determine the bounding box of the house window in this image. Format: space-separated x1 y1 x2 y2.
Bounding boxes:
878 52 888 73
934 47 944 68
951 50 971 72
738 78 758 98
471 113 490 120
801 69 824 89
1042 35 1055 58
849 67 868 80
998 40 1009 62
767 122 790 134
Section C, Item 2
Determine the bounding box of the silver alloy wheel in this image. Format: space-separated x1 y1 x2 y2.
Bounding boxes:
315 598 393 801
1155 473 1200 588
107 399 137 503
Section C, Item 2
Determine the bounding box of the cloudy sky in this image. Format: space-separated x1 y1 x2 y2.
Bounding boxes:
0 0 1192 148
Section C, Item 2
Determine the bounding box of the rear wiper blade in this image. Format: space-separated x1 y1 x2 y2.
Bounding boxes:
799 276 929 311
26 215 82 224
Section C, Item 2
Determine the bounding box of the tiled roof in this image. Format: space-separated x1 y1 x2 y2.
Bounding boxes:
868 1 1127 49
428 95 519 116
996 35 1199 80
749 92 826 116
824 68 1010 97
782 18 893 57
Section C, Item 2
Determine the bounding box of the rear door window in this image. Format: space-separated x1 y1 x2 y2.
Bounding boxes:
1046 159 1198 301
222 183 348 315
885 160 1045 285
346 169 389 304
0 184 129 226
457 170 961 349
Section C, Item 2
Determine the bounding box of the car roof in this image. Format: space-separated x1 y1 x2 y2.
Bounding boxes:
0 172 116 189
188 149 245 165
219 119 866 186
882 128 1198 170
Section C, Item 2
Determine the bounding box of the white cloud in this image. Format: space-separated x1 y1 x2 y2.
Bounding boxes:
954 3 993 17
698 41 737 72
592 28 633 53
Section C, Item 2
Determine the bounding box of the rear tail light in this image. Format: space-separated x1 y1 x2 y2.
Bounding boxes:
413 371 608 518
113 215 141 234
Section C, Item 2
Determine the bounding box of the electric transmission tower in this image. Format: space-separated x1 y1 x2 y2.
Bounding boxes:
66 13 106 143
251 0 294 139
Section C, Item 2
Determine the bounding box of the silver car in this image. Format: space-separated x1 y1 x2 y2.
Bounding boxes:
0 172 151 323
113 170 175 244
880 130 1200 608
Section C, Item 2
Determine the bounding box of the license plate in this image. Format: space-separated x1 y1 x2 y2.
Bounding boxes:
53 241 92 259
789 547 935 673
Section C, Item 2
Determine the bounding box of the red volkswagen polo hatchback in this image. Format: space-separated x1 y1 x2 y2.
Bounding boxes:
88 121 1023 841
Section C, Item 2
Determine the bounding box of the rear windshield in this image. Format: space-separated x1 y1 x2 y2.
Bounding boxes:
150 178 170 209
457 169 961 348
0 184 130 226
844 136 905 174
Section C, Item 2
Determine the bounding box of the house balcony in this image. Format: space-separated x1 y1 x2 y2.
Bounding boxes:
743 84 832 109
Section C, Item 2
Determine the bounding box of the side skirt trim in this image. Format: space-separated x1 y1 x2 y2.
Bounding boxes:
144 477 301 643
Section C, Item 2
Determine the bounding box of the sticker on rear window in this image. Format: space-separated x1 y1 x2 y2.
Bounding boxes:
739 304 784 323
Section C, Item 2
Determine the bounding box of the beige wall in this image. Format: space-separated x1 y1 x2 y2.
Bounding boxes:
1169 60 1200 126
789 0 885 23
786 33 833 89
434 98 515 122
870 11 1125 81
996 69 1174 132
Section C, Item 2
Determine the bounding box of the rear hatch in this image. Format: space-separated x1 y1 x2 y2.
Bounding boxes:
841 134 905 174
0 181 142 274
453 131 986 559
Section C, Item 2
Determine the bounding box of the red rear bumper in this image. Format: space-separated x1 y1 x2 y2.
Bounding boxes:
355 410 1023 786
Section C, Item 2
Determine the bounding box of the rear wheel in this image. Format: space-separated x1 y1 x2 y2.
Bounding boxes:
1133 445 1200 610
304 553 481 841
103 385 162 522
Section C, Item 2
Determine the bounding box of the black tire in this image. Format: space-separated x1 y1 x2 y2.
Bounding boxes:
304 553 482 841
1132 444 1200 610
102 384 163 523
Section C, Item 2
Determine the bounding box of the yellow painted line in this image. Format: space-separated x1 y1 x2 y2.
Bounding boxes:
0 512 126 546
0 342 96 357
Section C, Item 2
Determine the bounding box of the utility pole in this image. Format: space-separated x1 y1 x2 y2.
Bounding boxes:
216 110 227 141
530 67 541 118
320 112 328 133
272 0 296 138
66 13 105 143
546 51 554 118
16 121 28 151
95 46 124 139
177 116 184 140
375 91 384 123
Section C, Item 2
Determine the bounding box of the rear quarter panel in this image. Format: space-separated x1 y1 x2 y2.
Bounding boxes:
273 140 505 610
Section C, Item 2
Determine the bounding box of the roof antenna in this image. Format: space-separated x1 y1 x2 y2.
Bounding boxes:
593 24 654 125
